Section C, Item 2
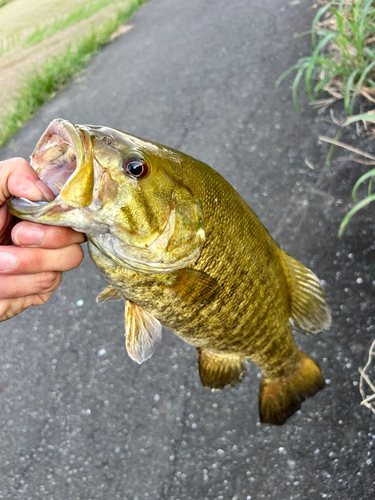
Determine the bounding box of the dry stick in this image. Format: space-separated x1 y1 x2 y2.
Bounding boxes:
319 136 375 161
360 88 375 105
336 156 375 165
361 392 375 405
359 339 375 413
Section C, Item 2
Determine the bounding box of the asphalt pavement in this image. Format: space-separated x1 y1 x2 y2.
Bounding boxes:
1 0 375 498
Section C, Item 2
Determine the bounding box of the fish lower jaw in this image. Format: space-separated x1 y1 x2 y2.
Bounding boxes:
7 195 76 219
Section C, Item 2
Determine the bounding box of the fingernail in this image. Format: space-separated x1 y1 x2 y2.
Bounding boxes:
14 224 43 246
35 180 55 201
0 252 16 271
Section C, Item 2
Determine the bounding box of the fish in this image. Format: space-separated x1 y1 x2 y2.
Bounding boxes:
8 118 331 425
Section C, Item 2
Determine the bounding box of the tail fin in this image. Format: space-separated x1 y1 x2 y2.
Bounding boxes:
259 350 325 425
279 251 331 334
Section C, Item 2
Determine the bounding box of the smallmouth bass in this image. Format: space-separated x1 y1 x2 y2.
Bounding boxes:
8 119 331 425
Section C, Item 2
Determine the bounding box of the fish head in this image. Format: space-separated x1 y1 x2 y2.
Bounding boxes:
8 119 205 273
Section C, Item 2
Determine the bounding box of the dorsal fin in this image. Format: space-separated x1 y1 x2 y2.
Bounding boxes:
280 251 331 334
125 300 162 364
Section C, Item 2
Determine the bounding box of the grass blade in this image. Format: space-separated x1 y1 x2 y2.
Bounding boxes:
322 129 343 166
344 68 360 113
344 114 375 126
305 33 335 99
349 60 375 111
311 0 335 46
339 193 375 238
275 59 309 88
352 168 375 202
291 65 306 112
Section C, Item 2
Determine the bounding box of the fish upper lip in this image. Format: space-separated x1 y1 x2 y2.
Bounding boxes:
9 119 88 216
35 118 85 161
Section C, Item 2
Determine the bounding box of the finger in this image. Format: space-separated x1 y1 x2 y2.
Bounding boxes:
0 293 53 322
0 271 62 299
0 244 84 274
0 157 54 205
12 222 86 248
0 204 13 245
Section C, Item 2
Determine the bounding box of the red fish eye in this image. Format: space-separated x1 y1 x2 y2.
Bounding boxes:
123 157 149 178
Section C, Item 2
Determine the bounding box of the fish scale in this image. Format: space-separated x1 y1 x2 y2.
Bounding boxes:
8 118 331 425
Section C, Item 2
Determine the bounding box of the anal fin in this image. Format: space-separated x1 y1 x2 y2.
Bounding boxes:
198 348 247 390
125 300 162 364
259 350 325 425
280 251 331 334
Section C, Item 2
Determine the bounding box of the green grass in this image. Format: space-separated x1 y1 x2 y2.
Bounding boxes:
0 0 13 7
0 0 147 149
336 113 375 237
0 0 121 57
276 0 375 115
276 0 375 236
24 0 117 48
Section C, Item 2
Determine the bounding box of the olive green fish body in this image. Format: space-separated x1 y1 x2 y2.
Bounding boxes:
8 119 331 425
88 164 298 381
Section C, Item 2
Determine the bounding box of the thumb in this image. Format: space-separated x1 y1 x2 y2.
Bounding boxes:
0 157 54 205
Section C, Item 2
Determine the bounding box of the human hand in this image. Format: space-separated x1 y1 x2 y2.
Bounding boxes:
0 157 85 322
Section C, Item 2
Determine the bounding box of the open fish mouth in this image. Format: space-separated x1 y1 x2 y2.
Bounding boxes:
9 119 94 217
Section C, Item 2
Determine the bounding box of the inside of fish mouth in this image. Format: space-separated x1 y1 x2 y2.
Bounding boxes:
31 134 78 198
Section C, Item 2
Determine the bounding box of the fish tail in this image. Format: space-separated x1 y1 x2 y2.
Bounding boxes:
259 350 325 425
198 348 247 390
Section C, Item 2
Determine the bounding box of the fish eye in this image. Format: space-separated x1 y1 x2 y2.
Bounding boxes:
122 156 149 179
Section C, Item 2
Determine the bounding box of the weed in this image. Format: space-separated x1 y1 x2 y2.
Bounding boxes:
276 0 375 115
335 113 375 236
317 113 375 236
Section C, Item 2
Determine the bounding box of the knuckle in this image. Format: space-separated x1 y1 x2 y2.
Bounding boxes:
7 277 21 299
27 250 44 271
49 226 70 247
39 271 61 292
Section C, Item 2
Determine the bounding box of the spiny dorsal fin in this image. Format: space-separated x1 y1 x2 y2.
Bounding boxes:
198 348 247 390
280 251 331 334
96 285 123 303
125 300 162 364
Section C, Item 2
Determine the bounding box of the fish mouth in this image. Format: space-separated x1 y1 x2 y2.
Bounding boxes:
9 118 94 217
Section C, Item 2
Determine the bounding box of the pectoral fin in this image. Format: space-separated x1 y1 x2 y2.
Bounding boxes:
170 268 220 306
125 300 162 364
198 348 247 390
96 285 123 303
